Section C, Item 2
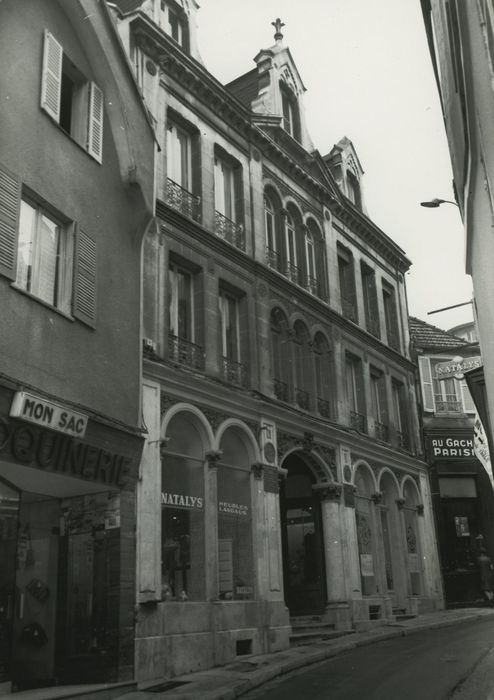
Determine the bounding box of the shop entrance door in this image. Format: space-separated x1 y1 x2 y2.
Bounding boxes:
280 456 326 615
0 480 20 689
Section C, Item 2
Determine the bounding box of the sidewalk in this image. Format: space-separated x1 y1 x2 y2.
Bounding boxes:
119 608 494 700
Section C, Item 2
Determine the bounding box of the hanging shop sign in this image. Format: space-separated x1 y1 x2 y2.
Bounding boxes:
435 356 482 380
426 434 475 459
10 391 88 438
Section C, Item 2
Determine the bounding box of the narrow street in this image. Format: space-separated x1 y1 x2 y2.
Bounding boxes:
243 618 494 700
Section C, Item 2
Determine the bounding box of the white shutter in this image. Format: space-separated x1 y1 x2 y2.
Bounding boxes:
461 380 476 413
418 356 436 412
87 82 104 163
41 31 63 121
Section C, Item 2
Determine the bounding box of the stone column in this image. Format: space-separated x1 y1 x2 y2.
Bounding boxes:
205 450 221 601
316 483 347 603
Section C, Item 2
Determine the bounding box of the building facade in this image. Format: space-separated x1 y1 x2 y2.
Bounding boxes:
420 0 494 470
113 1 444 683
0 0 154 693
411 316 494 606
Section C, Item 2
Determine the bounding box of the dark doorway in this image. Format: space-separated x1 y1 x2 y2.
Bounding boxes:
0 479 20 688
280 454 326 614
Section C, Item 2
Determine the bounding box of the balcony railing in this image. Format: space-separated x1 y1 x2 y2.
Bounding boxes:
375 421 390 442
434 397 463 413
222 357 248 387
397 430 410 450
168 334 204 370
273 378 289 402
318 397 331 418
164 178 201 222
341 295 358 323
285 261 300 284
305 274 318 296
215 211 245 251
350 411 367 433
266 246 280 271
295 388 310 410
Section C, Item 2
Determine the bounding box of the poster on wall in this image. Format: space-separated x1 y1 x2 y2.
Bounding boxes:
360 553 374 576
408 553 420 573
454 516 470 537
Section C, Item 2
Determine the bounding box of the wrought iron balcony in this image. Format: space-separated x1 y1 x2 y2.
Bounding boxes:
273 378 289 402
434 398 463 413
164 178 201 221
222 357 248 387
318 397 331 418
350 410 367 433
375 421 390 442
305 274 318 296
284 261 300 284
214 211 245 251
266 246 280 270
295 388 310 410
168 334 204 370
397 430 410 450
341 295 358 323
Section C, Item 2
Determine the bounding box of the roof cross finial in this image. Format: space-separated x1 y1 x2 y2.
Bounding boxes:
272 18 285 42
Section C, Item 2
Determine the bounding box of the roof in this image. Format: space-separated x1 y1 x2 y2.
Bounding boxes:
226 68 259 108
110 0 145 14
409 316 469 351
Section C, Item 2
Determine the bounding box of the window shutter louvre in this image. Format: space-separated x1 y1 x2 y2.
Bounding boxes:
73 227 97 327
41 30 62 121
418 356 436 412
0 164 21 280
461 380 476 413
87 82 104 163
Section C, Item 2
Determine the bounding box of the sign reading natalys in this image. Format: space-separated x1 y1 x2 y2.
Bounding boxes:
10 391 88 438
435 356 482 380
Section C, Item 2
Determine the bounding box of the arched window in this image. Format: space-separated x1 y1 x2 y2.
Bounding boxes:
217 427 254 601
264 188 282 271
305 229 316 293
379 473 402 594
280 83 301 142
265 195 276 255
284 211 298 282
294 320 311 410
313 332 332 418
403 481 422 595
355 466 378 595
270 308 290 402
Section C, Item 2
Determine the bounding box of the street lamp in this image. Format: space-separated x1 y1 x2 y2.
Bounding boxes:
420 198 459 208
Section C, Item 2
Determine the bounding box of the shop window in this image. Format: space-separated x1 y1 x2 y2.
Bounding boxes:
355 468 377 595
41 31 103 163
403 481 422 596
0 480 20 685
382 281 400 351
161 417 206 601
361 262 380 338
370 367 389 442
0 169 97 327
338 244 358 323
217 431 254 601
345 353 366 432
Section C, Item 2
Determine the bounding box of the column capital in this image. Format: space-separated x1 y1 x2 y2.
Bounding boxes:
396 498 406 510
251 462 264 479
205 450 222 468
313 482 342 502
371 491 383 505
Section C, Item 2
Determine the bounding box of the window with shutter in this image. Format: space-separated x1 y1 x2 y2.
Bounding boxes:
461 380 476 413
73 228 97 327
418 356 436 412
0 164 21 280
40 31 104 162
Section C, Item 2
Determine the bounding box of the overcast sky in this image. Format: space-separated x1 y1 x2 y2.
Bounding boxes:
196 0 473 332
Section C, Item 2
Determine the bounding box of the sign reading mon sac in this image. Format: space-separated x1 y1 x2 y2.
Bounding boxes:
426 435 475 459
10 392 88 438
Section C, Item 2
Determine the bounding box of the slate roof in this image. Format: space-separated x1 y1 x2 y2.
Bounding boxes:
225 69 259 108
409 316 469 351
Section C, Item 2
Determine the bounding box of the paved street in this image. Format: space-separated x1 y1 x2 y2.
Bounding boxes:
242 618 494 700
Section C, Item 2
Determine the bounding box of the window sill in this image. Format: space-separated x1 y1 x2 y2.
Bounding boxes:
10 284 75 322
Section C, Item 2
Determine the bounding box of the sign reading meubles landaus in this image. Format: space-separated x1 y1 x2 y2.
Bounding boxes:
426 434 475 459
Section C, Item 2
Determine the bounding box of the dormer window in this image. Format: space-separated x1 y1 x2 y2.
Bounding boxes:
280 84 300 142
159 1 188 50
347 171 362 209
